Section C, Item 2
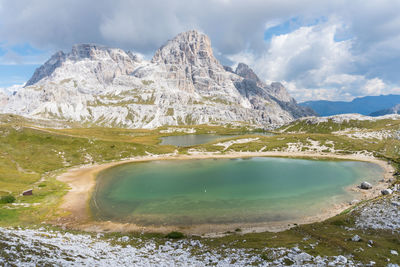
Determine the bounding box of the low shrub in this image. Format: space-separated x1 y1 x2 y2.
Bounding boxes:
0 195 16 204
165 231 184 239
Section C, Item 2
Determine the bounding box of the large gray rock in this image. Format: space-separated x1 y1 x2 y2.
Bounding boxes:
360 181 372 190
381 189 393 195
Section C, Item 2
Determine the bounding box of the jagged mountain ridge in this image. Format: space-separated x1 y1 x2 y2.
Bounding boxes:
1 30 314 128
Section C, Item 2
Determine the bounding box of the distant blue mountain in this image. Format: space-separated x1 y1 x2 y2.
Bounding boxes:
299 94 400 116
369 104 400 117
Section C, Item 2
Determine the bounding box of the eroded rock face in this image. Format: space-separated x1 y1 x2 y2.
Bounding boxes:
151 30 228 94
26 44 139 88
235 63 261 83
25 51 66 86
2 30 315 129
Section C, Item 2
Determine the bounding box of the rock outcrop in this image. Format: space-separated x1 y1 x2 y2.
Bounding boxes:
1 30 315 129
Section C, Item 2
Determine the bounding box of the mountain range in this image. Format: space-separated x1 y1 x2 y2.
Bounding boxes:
0 30 314 129
300 95 400 116
370 104 400 117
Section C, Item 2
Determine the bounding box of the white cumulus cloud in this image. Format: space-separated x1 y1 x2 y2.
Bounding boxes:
1 0 400 101
229 19 398 101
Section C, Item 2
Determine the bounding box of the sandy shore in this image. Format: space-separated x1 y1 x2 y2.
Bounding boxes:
54 151 395 236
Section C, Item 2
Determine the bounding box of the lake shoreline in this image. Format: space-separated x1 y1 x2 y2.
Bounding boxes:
54 151 395 236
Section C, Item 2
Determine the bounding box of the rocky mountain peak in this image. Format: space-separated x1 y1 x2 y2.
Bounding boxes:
235 63 261 83
7 30 316 129
150 30 226 93
25 51 66 87
152 30 220 67
70 44 106 60
25 44 141 87
270 82 294 103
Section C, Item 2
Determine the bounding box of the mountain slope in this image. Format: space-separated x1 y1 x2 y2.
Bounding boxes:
300 94 400 116
0 30 314 129
370 104 400 116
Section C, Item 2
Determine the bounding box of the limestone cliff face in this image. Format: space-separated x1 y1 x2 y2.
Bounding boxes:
235 63 261 84
25 51 66 87
1 30 315 129
151 30 228 93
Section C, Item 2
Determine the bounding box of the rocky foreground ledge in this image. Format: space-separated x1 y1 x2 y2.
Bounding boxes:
1 194 399 266
0 228 358 266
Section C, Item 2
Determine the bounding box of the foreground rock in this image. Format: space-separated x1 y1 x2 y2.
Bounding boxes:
351 235 361 242
382 188 393 195
0 227 361 266
360 181 372 190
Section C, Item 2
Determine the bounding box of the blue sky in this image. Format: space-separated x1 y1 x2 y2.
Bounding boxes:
1 0 400 101
0 65 39 87
263 17 327 41
0 42 47 87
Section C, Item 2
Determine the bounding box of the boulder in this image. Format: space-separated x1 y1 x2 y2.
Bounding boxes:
381 189 393 195
351 235 361 242
22 189 33 196
360 182 372 190
121 236 129 242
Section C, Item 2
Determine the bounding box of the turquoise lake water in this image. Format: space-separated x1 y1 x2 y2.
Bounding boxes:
90 157 383 226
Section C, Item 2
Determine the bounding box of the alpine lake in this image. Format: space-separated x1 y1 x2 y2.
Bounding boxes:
90 154 383 228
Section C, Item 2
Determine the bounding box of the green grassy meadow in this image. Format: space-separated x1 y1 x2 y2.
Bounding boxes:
0 114 399 265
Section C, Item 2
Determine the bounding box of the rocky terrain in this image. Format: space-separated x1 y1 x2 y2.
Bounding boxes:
0 229 362 266
1 193 399 266
355 194 400 233
0 30 314 129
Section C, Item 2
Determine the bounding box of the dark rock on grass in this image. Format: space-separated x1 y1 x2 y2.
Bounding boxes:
22 189 33 196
